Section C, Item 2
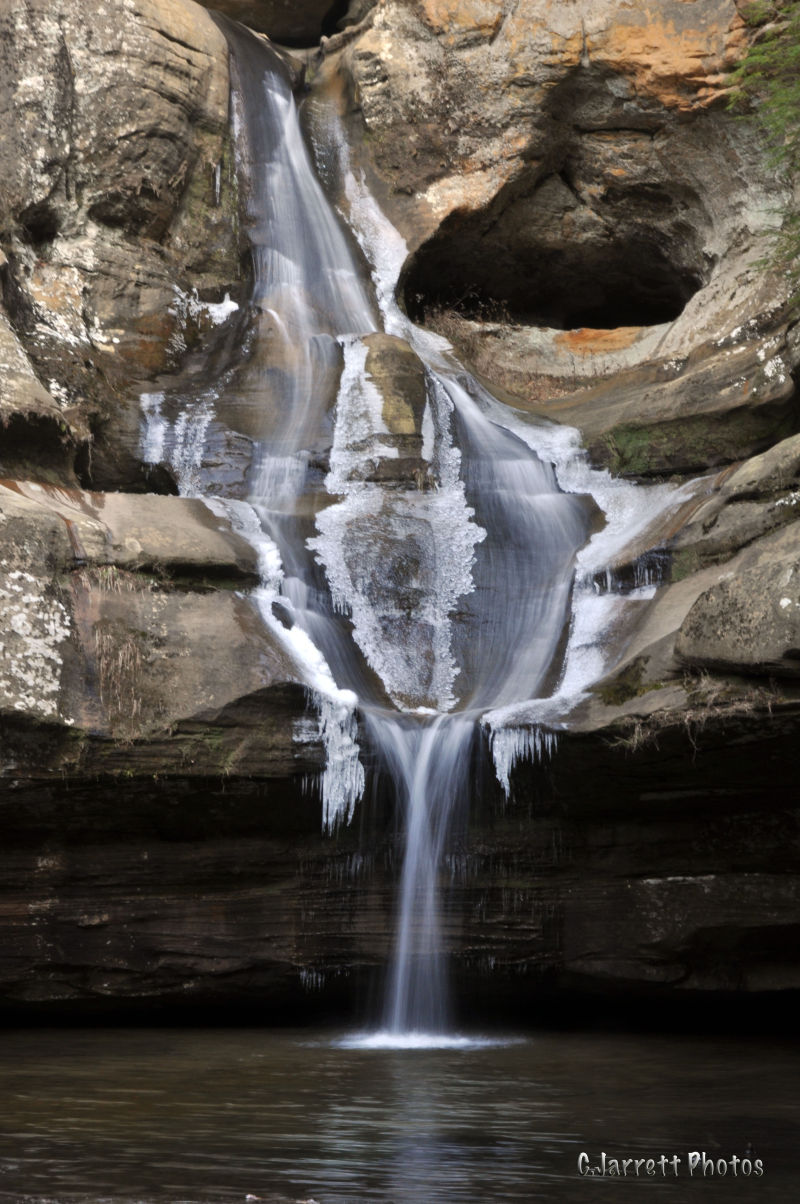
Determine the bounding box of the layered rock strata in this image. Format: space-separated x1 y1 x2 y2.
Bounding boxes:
326 0 800 791
0 0 244 490
0 480 322 773
331 0 798 476
1 704 797 1015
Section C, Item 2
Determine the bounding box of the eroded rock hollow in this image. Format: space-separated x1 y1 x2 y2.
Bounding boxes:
403 67 713 330
0 0 798 1022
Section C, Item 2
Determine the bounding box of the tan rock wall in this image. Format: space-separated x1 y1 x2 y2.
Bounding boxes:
0 0 243 486
339 0 747 235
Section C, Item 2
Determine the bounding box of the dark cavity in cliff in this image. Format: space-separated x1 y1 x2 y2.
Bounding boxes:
403 67 715 331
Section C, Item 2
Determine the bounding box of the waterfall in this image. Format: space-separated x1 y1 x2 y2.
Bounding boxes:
146 25 690 1042
367 714 475 1035
229 34 377 507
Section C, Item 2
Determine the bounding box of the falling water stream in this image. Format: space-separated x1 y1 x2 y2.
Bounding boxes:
143 27 688 1044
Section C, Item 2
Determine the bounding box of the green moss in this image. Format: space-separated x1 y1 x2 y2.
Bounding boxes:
599 404 797 478
670 547 703 583
593 657 670 706
728 1 800 305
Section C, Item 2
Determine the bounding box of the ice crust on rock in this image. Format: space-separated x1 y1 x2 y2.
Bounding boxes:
310 340 484 712
205 498 365 831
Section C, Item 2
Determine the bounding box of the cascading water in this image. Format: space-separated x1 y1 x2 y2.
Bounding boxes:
228 32 377 506
141 26 690 1043
368 715 475 1037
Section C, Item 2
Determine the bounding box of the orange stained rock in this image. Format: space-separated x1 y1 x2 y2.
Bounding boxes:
29 263 84 317
498 0 742 110
130 312 179 373
541 31 584 74
591 11 734 109
418 0 503 39
555 327 643 353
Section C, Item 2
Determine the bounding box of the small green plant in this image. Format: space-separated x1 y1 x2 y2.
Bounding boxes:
728 1 800 304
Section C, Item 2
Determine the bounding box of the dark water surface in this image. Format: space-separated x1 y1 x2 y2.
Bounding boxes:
0 1026 797 1203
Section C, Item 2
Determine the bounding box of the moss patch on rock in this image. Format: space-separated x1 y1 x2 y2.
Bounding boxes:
593 400 799 478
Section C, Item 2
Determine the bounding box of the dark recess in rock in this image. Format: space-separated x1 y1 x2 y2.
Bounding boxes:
18 201 60 247
321 0 353 39
403 176 709 330
205 1 354 48
0 413 74 480
403 67 714 331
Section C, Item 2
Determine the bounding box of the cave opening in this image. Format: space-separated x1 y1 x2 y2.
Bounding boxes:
401 86 714 334
18 202 60 248
403 179 711 332
272 0 353 47
320 0 354 39
404 233 704 330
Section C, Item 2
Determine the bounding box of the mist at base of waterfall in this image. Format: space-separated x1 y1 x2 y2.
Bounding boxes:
333 1030 523 1050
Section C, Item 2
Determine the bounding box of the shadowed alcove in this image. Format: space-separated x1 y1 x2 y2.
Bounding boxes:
403 68 715 331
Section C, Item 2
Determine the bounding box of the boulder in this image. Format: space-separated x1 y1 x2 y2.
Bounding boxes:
663 443 800 583
676 559 800 679
722 431 800 500
0 0 244 488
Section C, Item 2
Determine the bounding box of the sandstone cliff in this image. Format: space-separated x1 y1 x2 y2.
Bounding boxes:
0 0 244 490
323 0 800 745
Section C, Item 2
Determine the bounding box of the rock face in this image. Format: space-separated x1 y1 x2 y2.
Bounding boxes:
194 0 364 45
0 0 244 490
1 703 797 1016
338 0 750 230
676 559 800 678
0 481 321 770
330 0 799 477
326 0 800 765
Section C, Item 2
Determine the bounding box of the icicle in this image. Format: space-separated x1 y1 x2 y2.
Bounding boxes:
315 693 365 830
171 400 214 496
139 392 167 465
489 724 559 799
138 392 215 497
204 498 365 833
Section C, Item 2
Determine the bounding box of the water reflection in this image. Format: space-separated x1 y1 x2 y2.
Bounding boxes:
0 1027 797 1202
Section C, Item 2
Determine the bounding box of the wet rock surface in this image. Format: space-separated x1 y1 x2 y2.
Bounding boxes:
0 0 244 490
0 703 798 1015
